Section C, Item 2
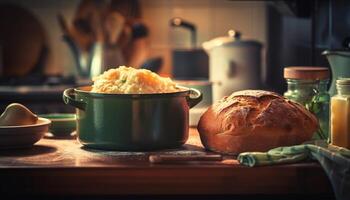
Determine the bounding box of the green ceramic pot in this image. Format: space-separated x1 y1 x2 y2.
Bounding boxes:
63 86 202 151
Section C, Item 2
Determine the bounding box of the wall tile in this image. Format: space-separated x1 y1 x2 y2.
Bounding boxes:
141 0 268 75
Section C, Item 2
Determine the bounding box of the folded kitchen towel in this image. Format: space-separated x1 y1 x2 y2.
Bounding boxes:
238 141 350 200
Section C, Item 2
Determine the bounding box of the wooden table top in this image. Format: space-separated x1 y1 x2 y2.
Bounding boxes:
0 128 333 197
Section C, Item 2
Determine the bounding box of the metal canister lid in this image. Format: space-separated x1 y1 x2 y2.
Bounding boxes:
336 78 350 95
202 30 262 51
284 66 329 80
336 78 350 85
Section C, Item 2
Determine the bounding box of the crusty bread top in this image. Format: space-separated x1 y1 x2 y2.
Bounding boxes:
213 90 279 113
210 90 318 136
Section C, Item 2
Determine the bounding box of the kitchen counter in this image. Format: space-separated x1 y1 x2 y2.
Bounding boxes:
0 128 334 198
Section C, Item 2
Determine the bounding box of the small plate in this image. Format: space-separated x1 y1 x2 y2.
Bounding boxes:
39 114 76 137
0 118 51 149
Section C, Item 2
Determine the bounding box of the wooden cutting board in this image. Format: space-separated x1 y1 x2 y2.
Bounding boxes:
0 4 46 77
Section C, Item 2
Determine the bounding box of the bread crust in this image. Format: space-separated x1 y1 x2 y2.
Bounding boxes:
197 90 318 155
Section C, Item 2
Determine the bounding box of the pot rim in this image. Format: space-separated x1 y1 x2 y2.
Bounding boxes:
74 86 191 98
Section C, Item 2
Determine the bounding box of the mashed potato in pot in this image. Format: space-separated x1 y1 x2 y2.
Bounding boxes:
91 66 181 94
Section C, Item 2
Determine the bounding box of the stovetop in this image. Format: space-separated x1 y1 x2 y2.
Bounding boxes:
0 75 80 114
0 75 76 86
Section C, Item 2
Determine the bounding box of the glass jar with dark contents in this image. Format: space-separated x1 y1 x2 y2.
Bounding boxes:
284 66 330 140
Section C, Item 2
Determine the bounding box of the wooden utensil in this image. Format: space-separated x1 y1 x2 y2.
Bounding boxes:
70 0 107 51
104 11 125 46
149 155 223 164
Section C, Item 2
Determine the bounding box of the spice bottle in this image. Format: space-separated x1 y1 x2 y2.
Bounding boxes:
330 78 350 148
284 67 330 140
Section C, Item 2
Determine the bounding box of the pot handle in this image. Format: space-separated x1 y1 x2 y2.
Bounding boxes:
187 88 203 108
63 88 86 110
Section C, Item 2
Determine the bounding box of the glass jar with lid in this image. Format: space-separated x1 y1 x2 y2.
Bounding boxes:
330 78 350 148
284 66 330 140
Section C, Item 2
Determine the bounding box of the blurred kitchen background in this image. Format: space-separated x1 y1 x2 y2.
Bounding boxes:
0 0 349 113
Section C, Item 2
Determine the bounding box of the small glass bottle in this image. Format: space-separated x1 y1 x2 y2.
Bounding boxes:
330 79 350 148
284 67 330 140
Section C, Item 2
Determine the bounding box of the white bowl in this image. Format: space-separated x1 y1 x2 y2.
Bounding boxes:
0 118 51 149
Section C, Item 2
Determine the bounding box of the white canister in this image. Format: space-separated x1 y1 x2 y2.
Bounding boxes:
203 30 263 102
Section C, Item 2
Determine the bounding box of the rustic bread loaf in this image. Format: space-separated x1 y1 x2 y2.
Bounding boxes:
197 90 318 154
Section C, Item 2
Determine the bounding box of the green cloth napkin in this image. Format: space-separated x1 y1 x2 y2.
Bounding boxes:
238 141 350 200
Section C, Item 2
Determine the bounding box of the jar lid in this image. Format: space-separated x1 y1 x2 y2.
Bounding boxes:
284 66 330 80
336 78 350 85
